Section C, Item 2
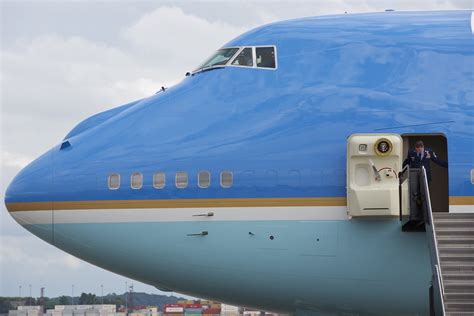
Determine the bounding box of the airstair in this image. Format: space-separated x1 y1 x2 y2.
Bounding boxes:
435 212 474 315
400 167 474 315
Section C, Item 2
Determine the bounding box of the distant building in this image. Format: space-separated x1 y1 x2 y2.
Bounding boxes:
48 305 116 316
219 305 240 316
9 306 42 316
128 306 158 316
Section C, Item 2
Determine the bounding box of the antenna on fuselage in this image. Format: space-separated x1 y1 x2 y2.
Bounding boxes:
155 86 166 94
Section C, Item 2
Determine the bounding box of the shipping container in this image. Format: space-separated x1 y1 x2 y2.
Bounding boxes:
201 309 220 314
163 307 183 314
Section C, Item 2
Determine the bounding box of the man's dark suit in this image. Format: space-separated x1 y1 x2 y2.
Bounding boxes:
403 148 448 182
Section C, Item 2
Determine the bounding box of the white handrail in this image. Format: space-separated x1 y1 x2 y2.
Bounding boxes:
435 265 445 311
421 167 445 315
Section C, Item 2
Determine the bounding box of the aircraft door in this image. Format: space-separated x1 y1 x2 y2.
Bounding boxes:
347 134 403 217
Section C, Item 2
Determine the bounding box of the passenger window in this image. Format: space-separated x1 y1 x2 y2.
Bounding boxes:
176 172 188 189
256 47 276 69
198 171 211 188
153 172 166 189
266 170 278 186
220 171 233 188
131 172 143 189
288 170 301 187
241 170 254 188
231 48 253 67
108 173 120 190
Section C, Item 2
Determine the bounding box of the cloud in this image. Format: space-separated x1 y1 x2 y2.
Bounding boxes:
1 151 33 169
63 254 82 270
0 235 81 276
3 35 158 118
121 6 249 75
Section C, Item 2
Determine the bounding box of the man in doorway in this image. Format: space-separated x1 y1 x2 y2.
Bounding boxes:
403 140 448 182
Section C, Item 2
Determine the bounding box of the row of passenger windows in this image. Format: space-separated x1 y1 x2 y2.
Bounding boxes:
108 171 233 190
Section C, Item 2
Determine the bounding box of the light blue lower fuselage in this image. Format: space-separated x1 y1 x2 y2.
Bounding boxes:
27 219 431 315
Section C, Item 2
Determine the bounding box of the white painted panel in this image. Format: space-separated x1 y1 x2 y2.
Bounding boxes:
11 206 349 225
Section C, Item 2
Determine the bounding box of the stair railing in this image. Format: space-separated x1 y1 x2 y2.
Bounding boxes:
420 166 445 315
398 165 409 221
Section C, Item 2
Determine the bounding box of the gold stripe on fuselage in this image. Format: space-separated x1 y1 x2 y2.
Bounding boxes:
6 197 346 212
449 196 474 205
5 196 474 212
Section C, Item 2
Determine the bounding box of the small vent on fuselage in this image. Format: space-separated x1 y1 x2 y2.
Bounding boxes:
60 141 71 150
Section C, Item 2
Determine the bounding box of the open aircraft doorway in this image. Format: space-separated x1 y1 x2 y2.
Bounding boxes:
402 134 449 214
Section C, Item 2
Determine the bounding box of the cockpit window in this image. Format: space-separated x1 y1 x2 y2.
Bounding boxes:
231 47 253 67
256 47 276 69
197 47 239 70
193 46 277 74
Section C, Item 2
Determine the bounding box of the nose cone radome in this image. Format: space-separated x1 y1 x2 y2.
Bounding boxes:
5 149 54 243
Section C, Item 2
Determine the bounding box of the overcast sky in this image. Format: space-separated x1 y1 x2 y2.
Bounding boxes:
1 0 472 299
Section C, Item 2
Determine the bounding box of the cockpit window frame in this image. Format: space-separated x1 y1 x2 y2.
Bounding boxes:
255 46 278 70
193 46 241 73
227 45 278 71
228 47 254 68
192 45 277 74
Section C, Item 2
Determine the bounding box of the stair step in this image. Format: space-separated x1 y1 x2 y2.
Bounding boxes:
437 236 474 242
435 220 474 228
446 312 474 316
437 230 474 237
434 213 474 220
446 309 474 314
435 220 474 226
439 244 474 250
444 278 474 285
440 254 474 263
434 215 474 221
444 292 474 301
441 262 474 273
439 249 474 257
443 273 474 281
444 283 474 294
437 236 474 246
438 241 474 248
440 249 474 256
445 300 474 313
435 218 474 223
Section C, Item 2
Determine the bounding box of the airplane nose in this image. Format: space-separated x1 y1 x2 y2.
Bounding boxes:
4 149 54 243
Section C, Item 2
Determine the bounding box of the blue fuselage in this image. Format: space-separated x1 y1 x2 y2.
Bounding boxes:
5 11 474 315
